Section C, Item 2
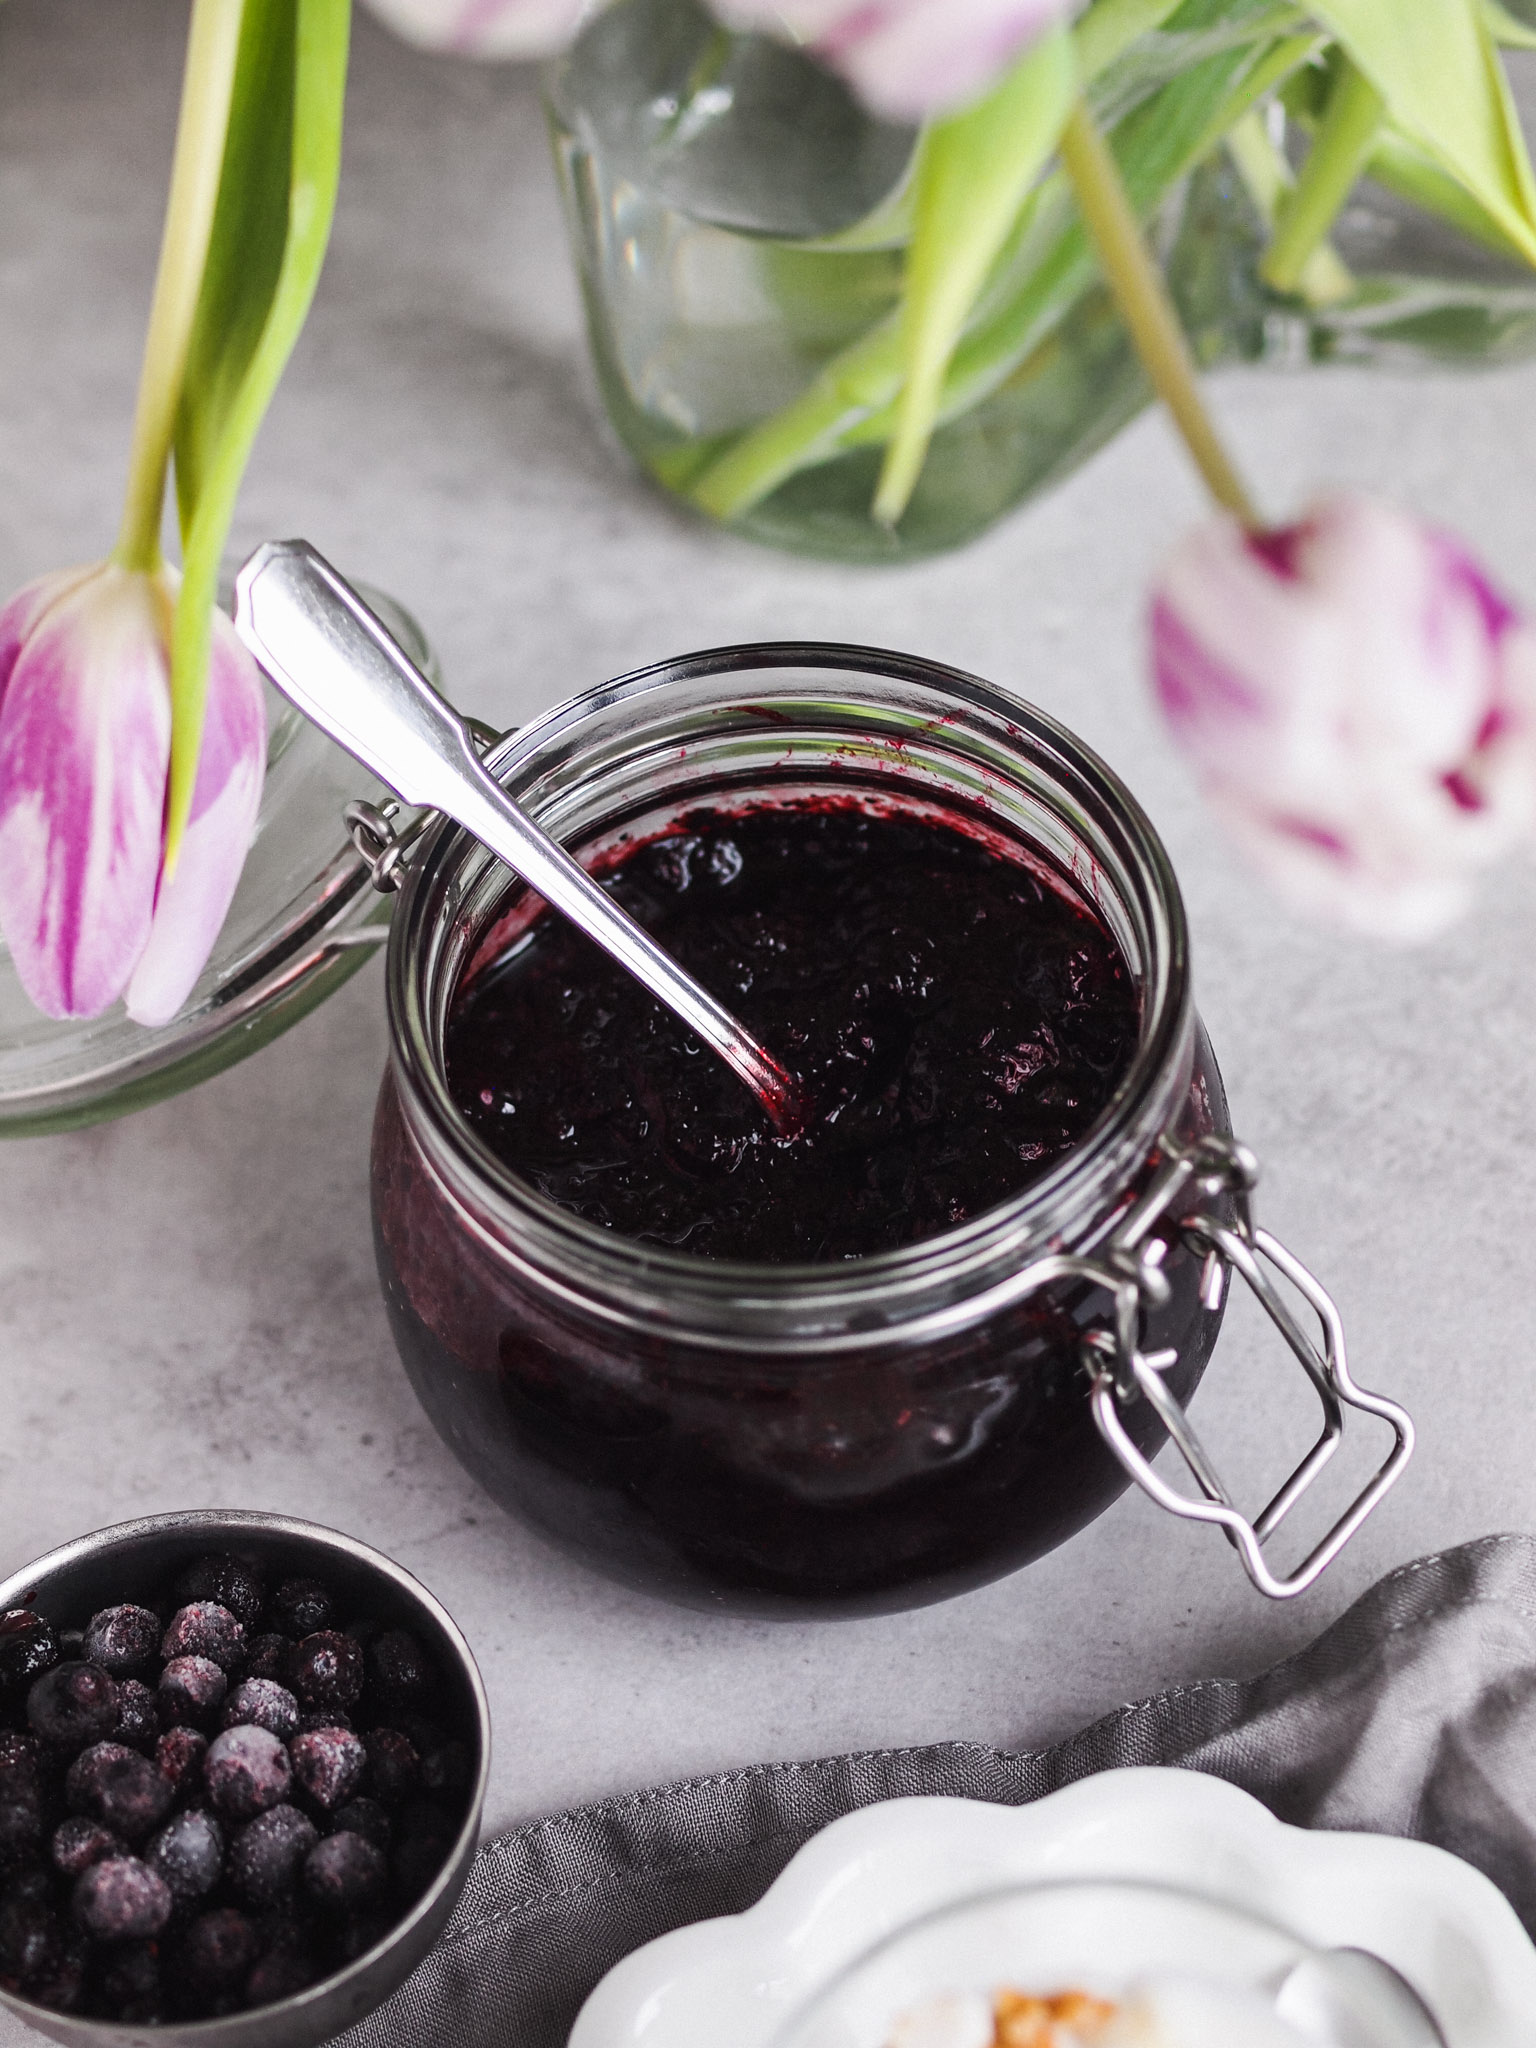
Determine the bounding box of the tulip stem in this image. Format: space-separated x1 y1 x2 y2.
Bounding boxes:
1058 96 1259 527
113 0 245 575
1261 59 1383 296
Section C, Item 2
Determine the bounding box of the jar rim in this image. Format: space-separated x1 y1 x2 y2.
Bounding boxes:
384 642 1195 1320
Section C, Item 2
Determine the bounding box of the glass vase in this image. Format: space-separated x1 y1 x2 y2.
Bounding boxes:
546 0 1536 565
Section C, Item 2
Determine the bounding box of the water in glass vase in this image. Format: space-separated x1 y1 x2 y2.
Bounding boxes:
543 0 1278 561
547 0 1536 564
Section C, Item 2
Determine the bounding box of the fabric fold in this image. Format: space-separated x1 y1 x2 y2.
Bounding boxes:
339 1533 1536 2048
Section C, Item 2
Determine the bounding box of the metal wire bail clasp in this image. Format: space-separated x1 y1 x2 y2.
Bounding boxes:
344 718 506 894
1084 1133 1414 1600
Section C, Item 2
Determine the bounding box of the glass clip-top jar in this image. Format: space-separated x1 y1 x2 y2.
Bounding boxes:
357 645 1413 1617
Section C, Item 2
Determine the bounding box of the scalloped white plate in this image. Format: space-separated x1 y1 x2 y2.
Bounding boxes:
570 1769 1536 2048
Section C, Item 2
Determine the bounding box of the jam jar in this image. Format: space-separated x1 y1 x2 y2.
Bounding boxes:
368 645 1412 1618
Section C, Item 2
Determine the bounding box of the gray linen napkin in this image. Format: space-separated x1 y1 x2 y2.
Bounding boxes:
341 1532 1536 2048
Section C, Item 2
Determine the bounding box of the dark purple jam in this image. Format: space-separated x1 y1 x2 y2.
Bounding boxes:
445 804 1140 1262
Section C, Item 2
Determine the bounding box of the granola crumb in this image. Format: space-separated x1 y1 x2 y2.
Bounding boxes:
993 1987 1119 2047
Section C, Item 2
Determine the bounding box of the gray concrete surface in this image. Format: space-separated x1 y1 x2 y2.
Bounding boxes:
4 1 1536 1991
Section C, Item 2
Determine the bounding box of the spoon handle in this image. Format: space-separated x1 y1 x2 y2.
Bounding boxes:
234 539 800 1127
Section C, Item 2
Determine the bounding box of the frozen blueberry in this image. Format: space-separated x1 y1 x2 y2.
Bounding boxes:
113 1677 158 1752
361 1724 419 1802
329 1796 391 1852
82 1604 160 1676
72 1856 172 1941
172 1554 266 1633
0 1611 57 1703
421 1736 472 1796
230 1805 318 1907
28 1927 88 2014
335 1908 392 1963
245 1633 297 1685
50 1815 122 1879
303 1830 385 1914
155 1725 208 1802
289 1726 365 1811
248 1904 307 1970
0 1736 42 1848
205 1725 292 1822
393 1797 456 1900
178 1906 259 1993
65 1742 175 1842
222 1677 299 1741
366 1627 435 1708
298 1705 353 1735
0 1890 62 1986
147 1807 224 1902
1 1868 51 1911
26 1660 119 1749
0 1733 40 1794
291 1630 363 1714
269 1577 333 1638
246 1943 319 2005
161 1602 245 1671
65 1741 126 1811
158 1654 228 1728
100 1937 161 2023
0 1793 42 1867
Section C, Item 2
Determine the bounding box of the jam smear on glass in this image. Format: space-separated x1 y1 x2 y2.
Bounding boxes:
445 803 1140 1261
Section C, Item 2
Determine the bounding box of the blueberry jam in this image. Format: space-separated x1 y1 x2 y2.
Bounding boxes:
446 804 1140 1262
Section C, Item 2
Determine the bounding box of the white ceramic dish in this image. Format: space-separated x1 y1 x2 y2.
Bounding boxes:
569 1768 1536 2048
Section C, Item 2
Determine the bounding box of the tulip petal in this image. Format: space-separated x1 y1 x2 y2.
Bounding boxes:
0 564 171 1018
360 0 587 56
713 0 1072 117
125 609 266 1029
1150 493 1536 940
0 565 100 716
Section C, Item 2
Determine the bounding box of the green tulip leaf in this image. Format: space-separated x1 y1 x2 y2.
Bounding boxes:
1302 0 1536 265
173 0 297 527
690 19 1310 520
873 24 1076 526
167 0 350 872
1484 1 1536 50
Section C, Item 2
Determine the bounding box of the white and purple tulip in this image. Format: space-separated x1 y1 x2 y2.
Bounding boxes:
1151 493 1536 940
359 0 587 56
0 562 266 1024
710 0 1073 119
359 0 1070 115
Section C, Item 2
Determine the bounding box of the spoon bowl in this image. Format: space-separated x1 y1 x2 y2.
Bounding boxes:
1275 1946 1447 2047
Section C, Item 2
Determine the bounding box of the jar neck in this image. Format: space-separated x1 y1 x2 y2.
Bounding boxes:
386 643 1196 1352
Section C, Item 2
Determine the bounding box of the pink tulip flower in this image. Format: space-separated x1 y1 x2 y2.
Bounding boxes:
360 0 1070 113
710 0 1073 118
0 562 265 1024
1151 494 1536 940
359 0 587 57
124 601 267 1029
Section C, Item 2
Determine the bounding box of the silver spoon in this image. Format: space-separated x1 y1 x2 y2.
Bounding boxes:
234 539 803 1132
1275 1946 1446 2048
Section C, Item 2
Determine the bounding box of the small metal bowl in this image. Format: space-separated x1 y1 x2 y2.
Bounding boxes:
0 1508 491 2048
